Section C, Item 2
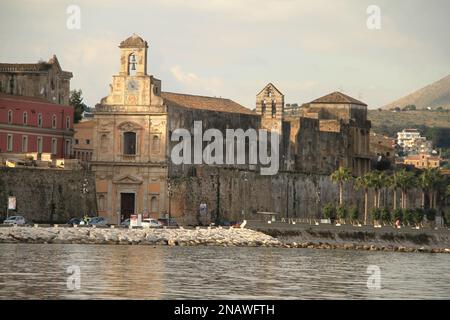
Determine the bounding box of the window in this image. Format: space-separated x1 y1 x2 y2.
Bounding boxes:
65 139 71 157
271 100 276 118
38 113 43 127
261 100 266 115
8 110 13 124
22 136 28 152
37 137 43 153
98 195 106 211
52 114 57 128
7 134 13 151
75 139 79 145
52 138 57 155
128 53 137 76
23 112 27 125
66 116 70 129
86 139 90 145
151 135 160 154
123 132 136 155
150 196 158 213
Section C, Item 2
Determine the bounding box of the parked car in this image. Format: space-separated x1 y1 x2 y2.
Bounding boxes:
157 218 179 227
141 218 163 228
88 217 108 226
3 216 26 225
120 218 130 227
68 218 81 225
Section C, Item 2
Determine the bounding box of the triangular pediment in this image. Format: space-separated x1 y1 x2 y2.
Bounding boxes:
113 174 143 184
117 121 143 131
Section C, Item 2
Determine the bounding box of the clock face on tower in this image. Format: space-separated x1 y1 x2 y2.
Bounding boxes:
127 79 139 91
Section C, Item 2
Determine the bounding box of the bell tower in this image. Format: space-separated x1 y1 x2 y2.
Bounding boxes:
118 33 148 76
256 83 284 134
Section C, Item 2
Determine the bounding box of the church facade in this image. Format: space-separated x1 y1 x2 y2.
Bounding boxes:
91 35 168 223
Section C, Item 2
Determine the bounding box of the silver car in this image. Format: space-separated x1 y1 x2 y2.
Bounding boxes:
3 216 26 225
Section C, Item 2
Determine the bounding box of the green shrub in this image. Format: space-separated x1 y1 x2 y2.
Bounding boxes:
426 208 436 222
393 208 403 222
381 208 391 223
371 208 381 221
322 203 335 220
349 205 359 221
445 210 450 225
412 209 424 225
402 209 412 224
336 206 347 221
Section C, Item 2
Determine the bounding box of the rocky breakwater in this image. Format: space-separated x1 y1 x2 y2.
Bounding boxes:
0 226 282 247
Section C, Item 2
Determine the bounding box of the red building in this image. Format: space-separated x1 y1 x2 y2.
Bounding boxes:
0 93 74 159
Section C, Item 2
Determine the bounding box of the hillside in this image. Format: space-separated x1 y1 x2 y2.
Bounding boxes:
368 109 450 137
382 75 450 110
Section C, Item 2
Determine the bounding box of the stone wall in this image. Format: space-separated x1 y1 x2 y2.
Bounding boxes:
169 166 427 226
0 167 97 223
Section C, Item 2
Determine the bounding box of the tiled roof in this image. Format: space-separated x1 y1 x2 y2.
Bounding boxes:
119 34 148 48
162 92 256 115
310 91 367 106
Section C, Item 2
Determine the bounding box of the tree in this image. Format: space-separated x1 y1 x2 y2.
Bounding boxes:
69 89 88 124
389 170 404 211
396 169 416 209
336 206 347 223
331 167 352 207
355 174 371 225
381 207 391 224
322 203 335 220
349 205 359 224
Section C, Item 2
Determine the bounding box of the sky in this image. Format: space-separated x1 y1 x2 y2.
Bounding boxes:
0 0 449 110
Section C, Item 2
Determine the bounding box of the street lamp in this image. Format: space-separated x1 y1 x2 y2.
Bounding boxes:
242 172 248 220
167 177 173 226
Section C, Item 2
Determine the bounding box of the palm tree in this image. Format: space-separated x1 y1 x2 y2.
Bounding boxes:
366 171 386 209
355 173 371 225
428 168 443 209
389 170 403 211
331 167 352 207
418 169 432 209
396 169 416 209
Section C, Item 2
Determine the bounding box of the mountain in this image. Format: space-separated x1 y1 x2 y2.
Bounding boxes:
382 75 450 110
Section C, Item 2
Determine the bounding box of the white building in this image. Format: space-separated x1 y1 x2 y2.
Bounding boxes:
397 128 422 150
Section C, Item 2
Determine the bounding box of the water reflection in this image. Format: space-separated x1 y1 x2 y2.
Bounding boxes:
0 244 449 299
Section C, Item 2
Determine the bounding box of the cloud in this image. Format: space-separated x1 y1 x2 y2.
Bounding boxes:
170 65 223 95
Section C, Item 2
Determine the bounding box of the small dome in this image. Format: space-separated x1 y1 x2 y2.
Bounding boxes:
119 34 148 48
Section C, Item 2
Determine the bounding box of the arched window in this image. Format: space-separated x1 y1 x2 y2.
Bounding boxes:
152 135 160 154
23 111 28 125
100 134 108 153
7 109 13 124
52 114 57 128
66 116 70 129
150 196 158 213
123 132 136 155
38 113 43 127
271 100 276 118
261 100 266 115
128 53 137 76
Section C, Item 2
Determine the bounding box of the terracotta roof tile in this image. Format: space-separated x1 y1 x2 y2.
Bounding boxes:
162 91 256 115
310 91 367 106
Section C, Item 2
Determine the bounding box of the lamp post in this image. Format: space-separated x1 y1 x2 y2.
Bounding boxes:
167 178 172 226
210 167 221 226
81 178 89 218
242 172 248 220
